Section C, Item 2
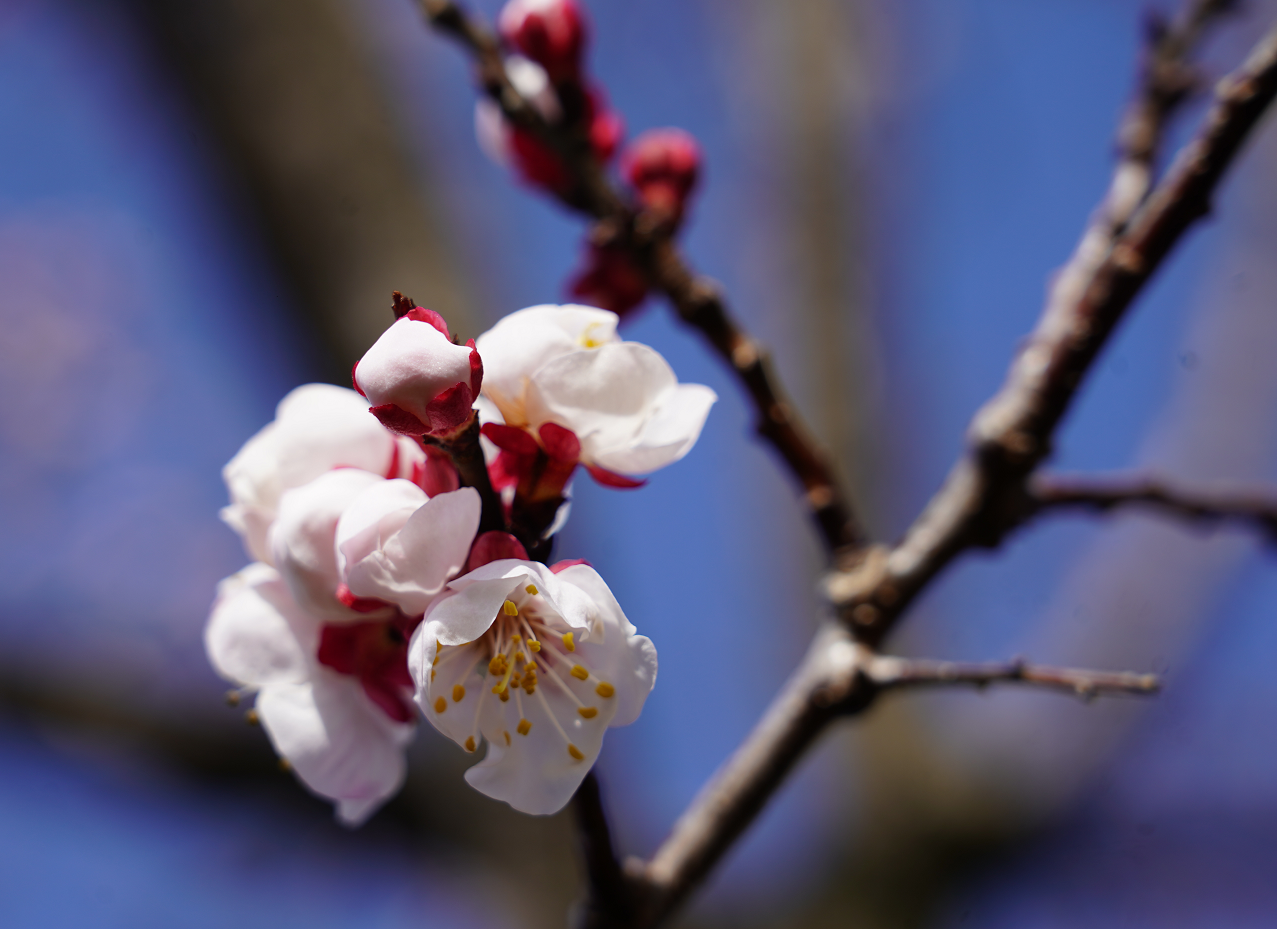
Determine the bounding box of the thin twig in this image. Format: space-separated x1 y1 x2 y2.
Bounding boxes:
827 17 1277 649
417 0 864 557
863 654 1160 699
1032 471 1277 542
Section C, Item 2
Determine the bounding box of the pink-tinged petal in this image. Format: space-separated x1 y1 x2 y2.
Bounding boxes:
421 575 523 646
272 468 386 623
584 464 646 489
466 531 530 572
343 487 482 616
354 316 476 432
206 564 317 687
422 382 475 437
391 436 428 481
475 304 618 423
369 403 430 437
256 675 411 827
591 382 717 475
335 479 427 577
404 305 451 338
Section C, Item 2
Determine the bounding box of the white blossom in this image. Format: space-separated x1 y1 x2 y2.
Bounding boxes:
408 559 656 815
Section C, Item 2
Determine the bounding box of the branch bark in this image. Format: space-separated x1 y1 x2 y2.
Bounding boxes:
416 0 865 558
827 17 1277 648
863 654 1161 699
1031 471 1277 542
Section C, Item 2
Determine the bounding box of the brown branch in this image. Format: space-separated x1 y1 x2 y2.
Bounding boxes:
571 772 633 929
417 0 864 558
863 654 1161 699
1032 471 1277 542
827 16 1277 647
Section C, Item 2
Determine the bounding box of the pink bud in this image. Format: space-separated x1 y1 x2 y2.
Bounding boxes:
569 242 649 318
622 127 702 214
498 0 587 84
352 308 483 438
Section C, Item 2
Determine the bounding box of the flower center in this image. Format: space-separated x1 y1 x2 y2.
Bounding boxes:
430 584 614 760
318 616 419 723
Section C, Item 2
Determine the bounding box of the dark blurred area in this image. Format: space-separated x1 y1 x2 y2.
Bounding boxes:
3 0 1277 926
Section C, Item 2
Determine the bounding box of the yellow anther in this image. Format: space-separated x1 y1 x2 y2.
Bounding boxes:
503 731 511 746
452 684 466 703
526 584 538 595
528 639 541 652
570 664 589 681
578 707 598 719
562 632 576 652
502 600 519 616
499 690 510 703
524 661 536 673
432 651 441 667
278 757 292 773
464 736 476 753
488 654 508 676
596 682 615 698
516 651 526 663
568 744 585 761
434 697 447 713
517 718 532 736
430 670 436 681
245 709 259 726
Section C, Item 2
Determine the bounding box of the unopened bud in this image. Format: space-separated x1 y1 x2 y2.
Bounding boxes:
498 0 587 84
352 308 483 438
622 127 702 215
569 243 649 318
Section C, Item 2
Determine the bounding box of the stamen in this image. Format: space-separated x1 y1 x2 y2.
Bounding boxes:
503 730 511 746
517 718 532 736
570 664 589 681
502 599 519 616
488 653 508 676
528 639 541 652
568 744 585 761
596 682 615 698
434 697 447 713
464 736 476 753
561 632 575 652
578 707 598 719
525 584 538 595
533 685 577 752
499 690 510 702
452 684 466 703
532 652 590 710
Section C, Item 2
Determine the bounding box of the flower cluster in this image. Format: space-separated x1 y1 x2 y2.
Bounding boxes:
476 0 703 319
208 302 713 823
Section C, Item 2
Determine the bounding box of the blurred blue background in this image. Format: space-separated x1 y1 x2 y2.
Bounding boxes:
3 0 1277 926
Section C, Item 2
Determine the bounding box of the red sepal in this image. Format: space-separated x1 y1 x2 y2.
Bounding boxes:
585 464 646 489
417 446 460 497
404 305 451 339
550 558 592 574
482 422 541 456
466 338 484 397
335 583 393 614
370 402 429 437
466 530 530 573
351 360 366 398
538 421 581 461
361 678 415 724
422 382 474 437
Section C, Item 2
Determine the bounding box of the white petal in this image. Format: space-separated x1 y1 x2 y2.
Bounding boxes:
219 503 275 566
592 383 718 475
549 564 656 727
205 563 317 687
335 479 428 577
273 384 399 489
411 626 489 749
422 576 522 646
526 342 714 475
271 468 385 622
343 488 482 616
476 304 618 424
443 560 593 633
256 675 411 827
464 664 612 815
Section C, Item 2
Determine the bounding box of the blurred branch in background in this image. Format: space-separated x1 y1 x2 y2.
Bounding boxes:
122 0 479 377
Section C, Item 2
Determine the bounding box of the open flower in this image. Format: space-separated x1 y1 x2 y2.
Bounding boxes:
353 307 483 439
208 472 482 825
221 384 424 564
475 304 717 481
408 559 656 815
206 563 414 826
